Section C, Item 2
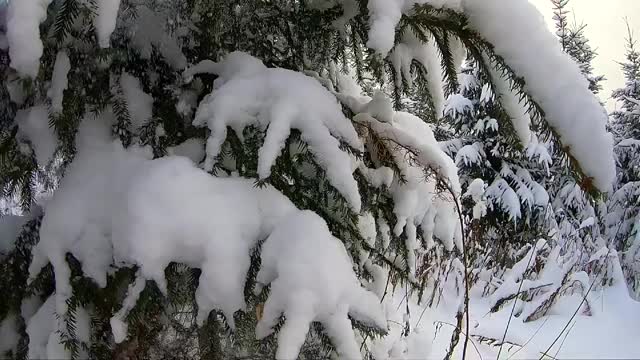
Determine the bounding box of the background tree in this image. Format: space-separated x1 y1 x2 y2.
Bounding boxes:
608 23 640 296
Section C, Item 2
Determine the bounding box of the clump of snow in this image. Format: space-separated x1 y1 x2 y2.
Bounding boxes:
110 275 146 343
462 0 614 190
47 51 71 114
6 0 54 77
175 89 199 118
355 110 460 195
366 0 462 55
335 80 462 257
366 0 403 55
192 51 363 211
255 210 386 360
28 107 387 357
0 215 27 256
444 93 473 118
95 0 122 48
359 163 394 188
465 178 487 219
129 6 187 70
25 296 55 359
390 29 446 117
455 142 484 166
0 314 18 355
490 67 531 146
26 296 91 359
489 239 548 309
167 138 205 164
358 212 378 267
119 72 153 131
485 178 521 221
16 105 57 167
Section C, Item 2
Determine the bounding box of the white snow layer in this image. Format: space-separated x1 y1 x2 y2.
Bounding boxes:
366 0 462 55
0 215 26 256
95 0 122 48
462 0 614 190
191 52 364 211
119 72 153 131
390 29 447 117
26 296 91 359
16 105 57 167
129 6 187 70
336 80 462 258
47 51 71 114
28 110 385 358
489 65 531 146
6 0 54 77
0 314 18 355
255 210 386 360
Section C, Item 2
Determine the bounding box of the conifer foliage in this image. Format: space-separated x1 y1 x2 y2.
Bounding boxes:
0 0 619 359
608 24 640 296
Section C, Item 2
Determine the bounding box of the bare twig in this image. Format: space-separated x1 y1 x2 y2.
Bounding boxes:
497 241 539 360
444 182 471 360
537 210 628 360
435 321 484 360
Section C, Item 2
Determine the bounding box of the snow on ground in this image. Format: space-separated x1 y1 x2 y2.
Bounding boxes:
374 285 640 360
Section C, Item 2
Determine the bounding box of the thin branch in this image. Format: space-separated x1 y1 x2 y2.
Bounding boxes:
496 240 538 360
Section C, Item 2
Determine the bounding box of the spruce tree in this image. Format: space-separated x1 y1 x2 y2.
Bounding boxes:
608 24 640 296
0 0 616 359
551 0 605 94
549 0 609 272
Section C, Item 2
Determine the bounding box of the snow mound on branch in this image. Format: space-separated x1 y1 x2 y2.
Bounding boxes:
6 0 53 77
167 138 205 164
485 178 521 221
355 110 460 195
129 6 186 69
120 72 153 131
26 296 91 359
47 51 71 114
390 29 446 117
16 105 56 167
95 0 122 48
113 156 297 328
337 84 462 258
28 110 384 356
0 215 27 256
490 66 531 146
192 51 363 211
255 210 387 360
444 93 473 118
462 0 614 191
366 0 462 55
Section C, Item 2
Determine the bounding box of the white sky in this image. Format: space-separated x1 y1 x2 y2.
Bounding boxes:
529 0 640 110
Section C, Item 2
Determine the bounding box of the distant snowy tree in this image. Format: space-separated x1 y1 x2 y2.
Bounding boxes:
443 63 552 264
551 0 605 94
547 0 609 280
0 0 616 359
608 24 640 296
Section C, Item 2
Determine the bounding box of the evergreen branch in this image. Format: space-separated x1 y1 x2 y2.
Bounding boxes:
53 0 82 45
